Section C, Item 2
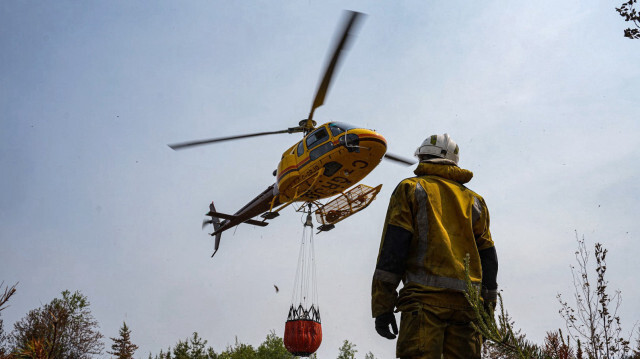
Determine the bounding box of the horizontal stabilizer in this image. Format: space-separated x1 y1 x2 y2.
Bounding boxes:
206 211 235 221
207 211 268 227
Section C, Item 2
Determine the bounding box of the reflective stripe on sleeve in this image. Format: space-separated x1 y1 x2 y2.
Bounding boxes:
373 269 402 285
482 287 498 301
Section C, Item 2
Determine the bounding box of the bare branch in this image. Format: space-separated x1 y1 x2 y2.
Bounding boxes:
0 282 18 313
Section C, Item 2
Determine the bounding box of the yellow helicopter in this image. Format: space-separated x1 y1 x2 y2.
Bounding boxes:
169 11 414 256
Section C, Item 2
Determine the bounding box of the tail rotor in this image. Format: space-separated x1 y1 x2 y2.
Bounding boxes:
204 202 223 257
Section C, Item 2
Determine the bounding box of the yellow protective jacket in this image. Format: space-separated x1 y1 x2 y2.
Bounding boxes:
372 161 495 317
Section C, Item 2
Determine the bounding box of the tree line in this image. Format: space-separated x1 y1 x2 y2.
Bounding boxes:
0 285 375 359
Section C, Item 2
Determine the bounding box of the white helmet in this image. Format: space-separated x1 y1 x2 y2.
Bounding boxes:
414 133 459 164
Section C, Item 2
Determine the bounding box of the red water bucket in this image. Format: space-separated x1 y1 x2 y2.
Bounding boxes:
283 319 322 356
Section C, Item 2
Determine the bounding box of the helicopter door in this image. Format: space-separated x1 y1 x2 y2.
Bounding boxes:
306 127 335 161
277 146 301 197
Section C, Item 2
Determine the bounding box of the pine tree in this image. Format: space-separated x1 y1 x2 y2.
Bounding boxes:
107 322 138 359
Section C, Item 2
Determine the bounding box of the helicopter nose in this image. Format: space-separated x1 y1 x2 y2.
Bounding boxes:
356 129 387 148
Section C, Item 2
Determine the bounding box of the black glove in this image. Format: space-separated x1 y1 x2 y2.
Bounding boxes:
375 312 398 339
482 288 497 315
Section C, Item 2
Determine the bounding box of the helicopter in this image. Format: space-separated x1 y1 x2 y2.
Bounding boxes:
169 11 415 256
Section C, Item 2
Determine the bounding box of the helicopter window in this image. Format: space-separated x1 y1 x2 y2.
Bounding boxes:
330 125 344 136
310 141 334 161
297 141 304 157
329 122 359 136
306 128 329 150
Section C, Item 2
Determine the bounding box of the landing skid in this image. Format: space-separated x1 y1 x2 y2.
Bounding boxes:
317 224 335 232
262 169 324 219
261 211 280 220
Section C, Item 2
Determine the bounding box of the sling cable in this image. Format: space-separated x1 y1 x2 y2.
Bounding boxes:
284 204 322 357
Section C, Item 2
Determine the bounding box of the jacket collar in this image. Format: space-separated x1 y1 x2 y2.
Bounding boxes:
414 162 473 184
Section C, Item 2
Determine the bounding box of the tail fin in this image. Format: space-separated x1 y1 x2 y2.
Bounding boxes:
207 202 222 232
204 202 223 257
211 232 221 258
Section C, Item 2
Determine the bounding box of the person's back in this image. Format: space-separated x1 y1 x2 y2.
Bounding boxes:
372 134 498 359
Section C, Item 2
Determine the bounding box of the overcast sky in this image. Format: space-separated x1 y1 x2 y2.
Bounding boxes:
2 1 639 358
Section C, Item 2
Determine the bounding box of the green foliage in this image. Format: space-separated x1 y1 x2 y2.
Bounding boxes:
9 290 104 359
255 331 294 359
147 332 215 359
174 332 211 359
14 337 50 359
107 322 138 359
149 332 301 359
463 254 546 359
149 347 173 359
148 332 376 359
336 340 357 359
214 336 256 359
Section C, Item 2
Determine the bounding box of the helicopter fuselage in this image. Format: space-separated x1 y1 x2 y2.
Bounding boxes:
275 121 386 203
170 11 403 257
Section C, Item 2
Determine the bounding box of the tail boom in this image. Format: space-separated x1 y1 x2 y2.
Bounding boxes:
204 184 280 257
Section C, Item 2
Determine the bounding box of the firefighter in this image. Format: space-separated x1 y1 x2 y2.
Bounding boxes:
372 134 498 359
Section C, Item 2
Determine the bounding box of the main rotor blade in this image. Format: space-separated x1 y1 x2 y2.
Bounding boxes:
168 129 297 150
384 153 417 166
308 10 366 122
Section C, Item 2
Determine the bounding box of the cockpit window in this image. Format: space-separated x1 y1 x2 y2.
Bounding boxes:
329 122 359 136
296 141 304 157
329 125 343 136
306 127 329 150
